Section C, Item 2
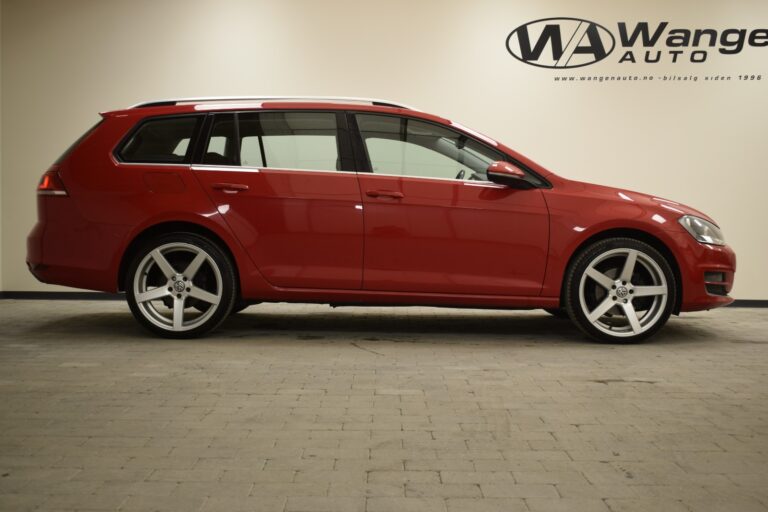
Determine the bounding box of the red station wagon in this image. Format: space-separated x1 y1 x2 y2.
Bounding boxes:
27 96 736 342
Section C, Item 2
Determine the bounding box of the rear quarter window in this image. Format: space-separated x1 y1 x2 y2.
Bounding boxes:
117 116 202 164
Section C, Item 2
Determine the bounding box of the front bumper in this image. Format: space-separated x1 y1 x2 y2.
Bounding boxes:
669 231 736 312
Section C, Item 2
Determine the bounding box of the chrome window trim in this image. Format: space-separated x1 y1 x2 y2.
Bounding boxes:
114 160 191 168
191 164 259 173
190 165 506 186
191 164 350 177
462 181 506 189
361 171 499 186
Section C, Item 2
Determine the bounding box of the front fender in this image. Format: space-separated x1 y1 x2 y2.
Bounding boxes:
540 191 688 299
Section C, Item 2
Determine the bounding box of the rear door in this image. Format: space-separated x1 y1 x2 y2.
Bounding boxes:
192 110 364 289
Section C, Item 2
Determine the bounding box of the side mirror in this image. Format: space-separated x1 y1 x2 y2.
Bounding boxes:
486 161 531 188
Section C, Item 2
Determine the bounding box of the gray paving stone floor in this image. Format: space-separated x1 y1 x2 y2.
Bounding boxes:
0 300 767 511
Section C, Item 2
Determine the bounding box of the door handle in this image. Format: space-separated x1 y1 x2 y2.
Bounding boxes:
366 189 404 199
211 182 249 194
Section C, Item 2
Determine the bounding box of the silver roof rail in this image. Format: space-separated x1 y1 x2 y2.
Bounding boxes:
129 96 417 110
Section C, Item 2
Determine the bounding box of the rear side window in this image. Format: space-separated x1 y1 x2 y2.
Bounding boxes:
118 116 202 164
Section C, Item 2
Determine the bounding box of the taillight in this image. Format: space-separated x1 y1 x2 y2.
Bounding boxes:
37 166 68 196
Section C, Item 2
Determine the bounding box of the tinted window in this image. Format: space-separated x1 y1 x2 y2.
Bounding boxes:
202 114 237 165
356 114 503 181
239 112 339 171
119 116 201 164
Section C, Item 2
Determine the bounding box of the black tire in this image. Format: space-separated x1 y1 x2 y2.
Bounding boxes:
193 298 251 315
125 232 237 338
229 300 251 315
544 308 569 319
564 237 676 343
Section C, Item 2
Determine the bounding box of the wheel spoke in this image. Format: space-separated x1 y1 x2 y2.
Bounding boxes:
619 249 638 283
188 287 220 305
585 267 614 290
151 249 176 279
183 251 207 280
173 298 185 330
588 297 616 323
633 285 667 297
135 287 170 303
622 302 642 334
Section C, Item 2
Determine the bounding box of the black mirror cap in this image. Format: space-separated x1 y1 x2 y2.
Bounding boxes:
487 171 535 189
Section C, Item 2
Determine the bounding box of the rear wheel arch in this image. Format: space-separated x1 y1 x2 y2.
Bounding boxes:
118 221 240 295
559 228 683 314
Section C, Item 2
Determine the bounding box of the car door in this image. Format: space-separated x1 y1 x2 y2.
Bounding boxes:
353 113 549 296
192 110 364 289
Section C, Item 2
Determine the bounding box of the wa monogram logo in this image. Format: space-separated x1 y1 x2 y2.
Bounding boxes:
507 17 768 68
506 18 615 69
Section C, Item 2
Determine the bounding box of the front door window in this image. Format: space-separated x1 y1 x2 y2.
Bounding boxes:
356 114 501 181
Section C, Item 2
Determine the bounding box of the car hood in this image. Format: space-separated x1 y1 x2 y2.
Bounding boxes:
560 179 718 225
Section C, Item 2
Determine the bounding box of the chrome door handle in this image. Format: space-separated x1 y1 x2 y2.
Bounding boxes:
211 183 249 193
366 189 404 199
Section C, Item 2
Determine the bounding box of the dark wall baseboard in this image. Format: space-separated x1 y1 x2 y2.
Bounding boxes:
728 300 768 308
0 291 767 308
0 291 124 300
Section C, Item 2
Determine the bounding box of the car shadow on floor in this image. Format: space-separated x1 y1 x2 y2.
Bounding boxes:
217 308 713 347
222 309 580 344
25 306 714 347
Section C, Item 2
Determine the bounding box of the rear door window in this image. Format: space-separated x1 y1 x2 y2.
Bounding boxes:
118 116 202 164
238 112 340 171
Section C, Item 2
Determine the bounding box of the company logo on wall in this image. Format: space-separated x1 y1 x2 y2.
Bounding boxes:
506 17 768 69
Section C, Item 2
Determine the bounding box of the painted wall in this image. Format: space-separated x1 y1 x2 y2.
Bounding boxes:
1 0 767 298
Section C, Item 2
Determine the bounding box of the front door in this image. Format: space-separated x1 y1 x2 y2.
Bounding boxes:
192 111 364 289
353 113 549 296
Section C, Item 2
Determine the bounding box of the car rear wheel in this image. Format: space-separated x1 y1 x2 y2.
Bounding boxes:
126 232 237 338
564 238 676 343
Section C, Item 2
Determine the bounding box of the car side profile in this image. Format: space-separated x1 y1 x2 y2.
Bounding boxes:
27 96 736 342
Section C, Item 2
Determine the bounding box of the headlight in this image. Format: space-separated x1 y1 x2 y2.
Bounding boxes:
678 215 725 245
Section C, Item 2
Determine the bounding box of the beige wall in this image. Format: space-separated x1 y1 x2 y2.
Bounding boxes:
2 0 767 298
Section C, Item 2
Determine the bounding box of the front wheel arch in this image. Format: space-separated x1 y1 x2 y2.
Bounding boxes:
559 228 683 315
118 221 240 296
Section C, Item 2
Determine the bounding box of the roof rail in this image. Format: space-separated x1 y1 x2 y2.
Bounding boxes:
129 96 417 110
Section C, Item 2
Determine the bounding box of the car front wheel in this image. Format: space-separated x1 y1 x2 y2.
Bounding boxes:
564 238 676 343
126 232 237 338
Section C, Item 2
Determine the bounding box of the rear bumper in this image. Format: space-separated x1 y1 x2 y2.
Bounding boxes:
26 221 45 280
26 197 126 293
670 231 736 312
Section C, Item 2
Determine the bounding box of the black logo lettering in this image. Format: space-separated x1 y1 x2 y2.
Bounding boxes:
506 18 615 69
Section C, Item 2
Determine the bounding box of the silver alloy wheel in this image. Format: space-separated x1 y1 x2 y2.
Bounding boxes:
578 248 668 338
132 242 223 332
